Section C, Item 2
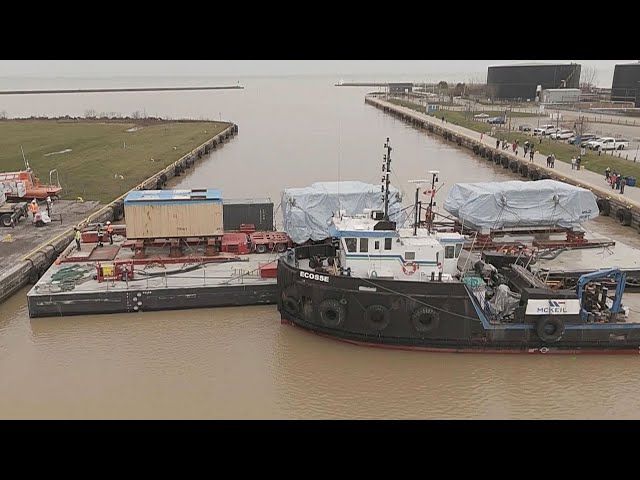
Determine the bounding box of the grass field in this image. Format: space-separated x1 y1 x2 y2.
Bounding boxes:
388 98 537 135
0 119 230 203
495 131 640 181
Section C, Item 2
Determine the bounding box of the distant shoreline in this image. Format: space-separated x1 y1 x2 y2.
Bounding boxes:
0 85 244 95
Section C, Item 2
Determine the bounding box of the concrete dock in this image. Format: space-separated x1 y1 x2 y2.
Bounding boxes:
365 94 640 234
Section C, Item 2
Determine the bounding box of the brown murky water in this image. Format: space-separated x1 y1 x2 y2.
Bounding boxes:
2 76 640 419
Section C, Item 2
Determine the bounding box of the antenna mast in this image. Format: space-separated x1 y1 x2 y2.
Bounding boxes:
426 170 439 233
21 145 30 171
409 179 428 236
382 137 392 221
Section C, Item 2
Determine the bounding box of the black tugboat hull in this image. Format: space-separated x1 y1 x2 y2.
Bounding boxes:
277 257 640 354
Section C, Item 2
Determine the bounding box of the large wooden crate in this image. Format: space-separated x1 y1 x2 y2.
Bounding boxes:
124 189 223 239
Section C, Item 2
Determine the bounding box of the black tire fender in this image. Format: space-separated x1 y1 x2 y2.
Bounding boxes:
318 299 346 328
616 208 632 226
596 198 611 216
282 295 300 315
411 306 440 334
364 305 391 331
535 316 565 343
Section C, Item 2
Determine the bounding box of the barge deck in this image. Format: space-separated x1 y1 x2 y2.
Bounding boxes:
27 237 280 318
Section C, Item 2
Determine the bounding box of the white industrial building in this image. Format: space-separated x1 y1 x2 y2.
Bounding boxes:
541 88 581 104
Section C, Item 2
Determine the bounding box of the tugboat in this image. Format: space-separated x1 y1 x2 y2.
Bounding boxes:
277 138 640 354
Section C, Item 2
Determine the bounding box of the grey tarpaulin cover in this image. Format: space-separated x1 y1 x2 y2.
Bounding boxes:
282 181 404 244
443 180 598 230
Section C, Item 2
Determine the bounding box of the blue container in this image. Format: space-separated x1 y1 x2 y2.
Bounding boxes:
626 177 636 187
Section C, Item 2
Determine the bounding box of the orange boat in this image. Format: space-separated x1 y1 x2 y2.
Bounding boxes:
0 169 62 200
0 147 62 200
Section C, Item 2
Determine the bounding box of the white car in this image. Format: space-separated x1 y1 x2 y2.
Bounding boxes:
550 129 575 140
474 113 489 119
533 124 558 136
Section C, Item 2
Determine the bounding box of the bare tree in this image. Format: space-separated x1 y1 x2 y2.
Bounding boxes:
132 111 141 119
84 109 97 118
580 66 598 91
0 110 6 119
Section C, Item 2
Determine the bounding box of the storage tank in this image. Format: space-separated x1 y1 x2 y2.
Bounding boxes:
222 198 274 231
487 63 581 100
124 189 223 239
611 62 640 106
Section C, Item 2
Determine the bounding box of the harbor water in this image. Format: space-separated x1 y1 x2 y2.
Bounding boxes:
1 76 640 419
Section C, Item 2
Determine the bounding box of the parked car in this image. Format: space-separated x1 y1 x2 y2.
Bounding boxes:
568 133 596 145
550 129 575 140
518 124 532 132
533 124 557 136
474 113 489 119
488 117 506 125
591 137 630 151
584 138 603 149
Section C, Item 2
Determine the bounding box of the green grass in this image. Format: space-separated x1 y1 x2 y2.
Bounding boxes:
388 98 537 135
495 132 640 181
0 119 229 203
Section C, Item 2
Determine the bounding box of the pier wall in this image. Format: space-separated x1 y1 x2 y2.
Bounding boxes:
365 95 640 234
0 123 239 304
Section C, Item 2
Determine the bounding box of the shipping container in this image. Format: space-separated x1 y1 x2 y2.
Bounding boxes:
124 189 223 239
223 198 274 231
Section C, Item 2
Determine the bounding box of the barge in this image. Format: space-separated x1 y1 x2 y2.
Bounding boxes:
27 189 287 318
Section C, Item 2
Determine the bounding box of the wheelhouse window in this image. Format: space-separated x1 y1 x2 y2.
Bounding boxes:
345 238 357 252
384 238 392 250
445 245 455 259
405 251 415 260
360 238 369 253
455 243 463 258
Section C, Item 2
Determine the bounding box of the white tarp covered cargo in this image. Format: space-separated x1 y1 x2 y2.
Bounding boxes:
443 180 598 230
282 181 404 244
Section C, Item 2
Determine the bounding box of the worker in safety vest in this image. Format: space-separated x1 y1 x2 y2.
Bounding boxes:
106 221 114 245
74 228 82 251
28 199 39 221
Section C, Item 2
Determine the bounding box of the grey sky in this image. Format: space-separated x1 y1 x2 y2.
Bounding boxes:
0 60 634 86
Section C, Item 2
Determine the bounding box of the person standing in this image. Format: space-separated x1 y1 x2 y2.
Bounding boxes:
97 224 104 247
605 167 611 180
571 157 576 170
616 174 622 190
620 176 626 194
611 172 617 189
551 153 556 168
576 156 581 171
29 199 39 221
106 221 114 245
496 139 500 149
74 228 82 251
529 148 534 162
46 196 52 216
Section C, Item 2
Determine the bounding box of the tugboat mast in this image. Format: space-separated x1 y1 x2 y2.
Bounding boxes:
409 179 428 236
382 137 392 221
426 170 439 233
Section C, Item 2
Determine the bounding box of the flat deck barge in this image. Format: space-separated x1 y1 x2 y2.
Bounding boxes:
27 236 280 318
